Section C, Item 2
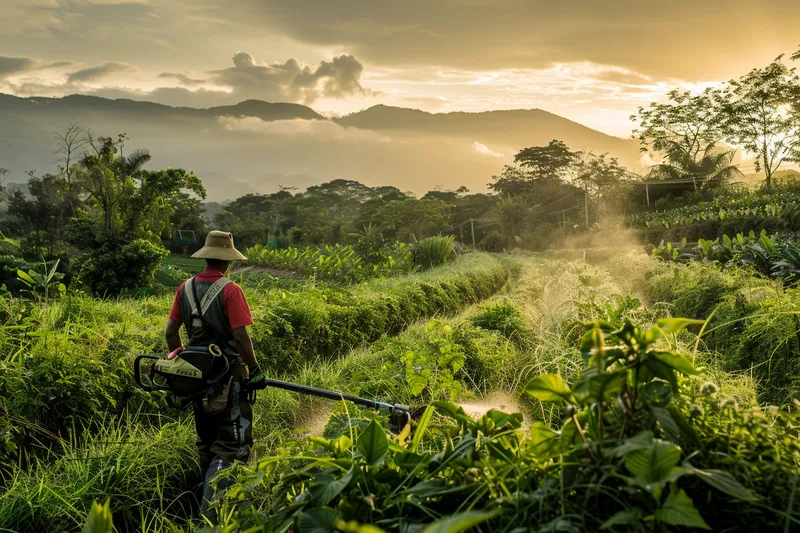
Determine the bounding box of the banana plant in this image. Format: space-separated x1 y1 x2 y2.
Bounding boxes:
17 259 66 302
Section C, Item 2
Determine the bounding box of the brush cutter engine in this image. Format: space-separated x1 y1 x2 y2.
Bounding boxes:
135 345 231 408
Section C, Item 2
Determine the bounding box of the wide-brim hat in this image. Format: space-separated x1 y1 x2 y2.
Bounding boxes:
192 230 247 261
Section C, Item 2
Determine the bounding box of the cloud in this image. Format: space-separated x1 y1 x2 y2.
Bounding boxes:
591 68 652 86
207 52 371 104
67 61 136 84
472 141 504 158
0 55 74 80
0 56 38 78
157 72 205 86
230 0 800 80
218 116 391 142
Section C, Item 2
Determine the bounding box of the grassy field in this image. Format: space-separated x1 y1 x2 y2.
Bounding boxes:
1 249 799 531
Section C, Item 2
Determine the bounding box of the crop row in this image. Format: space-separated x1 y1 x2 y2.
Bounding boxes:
245 243 415 282
649 231 800 282
627 187 800 230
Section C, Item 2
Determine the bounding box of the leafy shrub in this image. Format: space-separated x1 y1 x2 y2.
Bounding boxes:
470 300 529 343
73 239 168 295
478 230 504 252
210 318 799 532
414 235 455 269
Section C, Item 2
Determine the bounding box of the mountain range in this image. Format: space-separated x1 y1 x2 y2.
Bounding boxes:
0 93 642 201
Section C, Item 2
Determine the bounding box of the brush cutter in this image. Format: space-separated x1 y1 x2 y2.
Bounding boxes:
134 353 411 432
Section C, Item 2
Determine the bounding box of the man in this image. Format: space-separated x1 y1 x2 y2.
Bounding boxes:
164 230 266 522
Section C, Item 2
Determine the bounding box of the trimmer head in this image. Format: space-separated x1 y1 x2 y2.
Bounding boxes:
389 404 411 433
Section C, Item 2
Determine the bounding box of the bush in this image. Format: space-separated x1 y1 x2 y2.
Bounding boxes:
470 300 529 343
74 239 168 295
414 235 455 269
478 230 504 252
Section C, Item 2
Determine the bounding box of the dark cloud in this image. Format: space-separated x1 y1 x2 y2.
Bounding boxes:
0 56 38 78
207 52 370 103
67 61 136 84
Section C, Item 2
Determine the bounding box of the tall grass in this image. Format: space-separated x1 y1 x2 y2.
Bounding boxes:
0 413 198 532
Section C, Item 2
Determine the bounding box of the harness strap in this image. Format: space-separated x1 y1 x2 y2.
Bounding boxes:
186 277 232 329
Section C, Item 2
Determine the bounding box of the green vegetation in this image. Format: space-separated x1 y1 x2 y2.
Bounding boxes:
246 242 414 282
649 230 800 282
3 42 800 533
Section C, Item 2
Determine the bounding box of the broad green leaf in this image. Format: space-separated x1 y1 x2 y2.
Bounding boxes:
432 401 472 425
655 488 710 530
580 324 606 369
310 467 354 506
624 439 682 484
559 417 582 452
649 406 680 443
641 380 672 407
586 371 624 402
411 405 435 453
16 270 35 285
689 468 758 501
651 351 699 376
484 409 523 430
523 374 575 404
298 508 341 533
421 510 500 533
655 318 705 335
600 509 642 530
83 499 113 533
642 358 678 391
357 420 388 466
666 405 702 449
529 421 560 460
611 431 654 458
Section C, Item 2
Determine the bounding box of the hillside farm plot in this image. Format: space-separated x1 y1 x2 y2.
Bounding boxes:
0 250 799 532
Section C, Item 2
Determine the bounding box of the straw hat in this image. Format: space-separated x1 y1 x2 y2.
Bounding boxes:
192 230 247 261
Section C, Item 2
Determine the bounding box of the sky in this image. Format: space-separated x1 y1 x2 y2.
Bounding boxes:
1 0 799 137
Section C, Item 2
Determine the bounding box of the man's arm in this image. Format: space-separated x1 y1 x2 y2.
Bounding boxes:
165 319 183 352
233 326 258 370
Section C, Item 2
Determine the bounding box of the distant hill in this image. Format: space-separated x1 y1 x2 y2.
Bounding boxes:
0 93 642 201
0 94 324 122
336 105 638 164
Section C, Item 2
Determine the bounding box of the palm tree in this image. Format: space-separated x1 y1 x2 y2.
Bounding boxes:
648 141 744 190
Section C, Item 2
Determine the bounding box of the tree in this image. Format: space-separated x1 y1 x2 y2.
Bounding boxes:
74 133 151 235
7 173 73 258
715 55 800 188
632 89 722 162
54 123 89 215
513 140 580 180
646 142 743 190
372 198 450 241
576 153 636 204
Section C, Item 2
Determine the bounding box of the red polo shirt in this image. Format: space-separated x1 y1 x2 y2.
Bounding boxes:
168 268 254 330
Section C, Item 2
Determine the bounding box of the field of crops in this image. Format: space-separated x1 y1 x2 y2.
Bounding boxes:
1 248 799 532
627 186 800 244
